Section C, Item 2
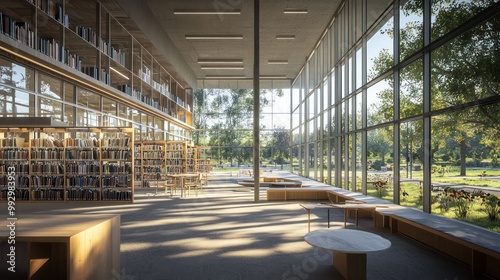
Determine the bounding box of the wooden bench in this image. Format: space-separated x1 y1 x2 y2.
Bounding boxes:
375 206 500 279
238 177 303 189
266 185 500 279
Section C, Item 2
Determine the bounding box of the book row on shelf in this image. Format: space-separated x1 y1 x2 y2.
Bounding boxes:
31 162 64 173
0 174 130 187
142 151 165 159
27 0 68 26
0 188 133 201
0 161 130 175
31 149 63 159
0 149 29 160
1 137 25 147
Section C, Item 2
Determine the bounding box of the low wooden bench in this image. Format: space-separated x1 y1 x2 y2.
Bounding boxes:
238 177 303 189
375 206 500 279
266 185 500 279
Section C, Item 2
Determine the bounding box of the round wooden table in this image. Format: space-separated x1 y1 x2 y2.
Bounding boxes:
304 228 391 280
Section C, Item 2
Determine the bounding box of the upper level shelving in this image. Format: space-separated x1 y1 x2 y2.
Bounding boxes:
0 0 193 126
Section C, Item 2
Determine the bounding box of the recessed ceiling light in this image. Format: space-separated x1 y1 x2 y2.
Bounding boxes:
268 60 289 65
205 75 246 79
284 8 308 14
174 9 241 15
186 35 243 40
276 35 295 40
260 75 287 79
198 59 243 64
201 65 244 70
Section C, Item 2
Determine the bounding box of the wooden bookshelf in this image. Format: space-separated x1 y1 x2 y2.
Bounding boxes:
0 129 30 201
186 143 196 173
30 129 66 201
135 140 167 187
165 140 187 174
64 129 101 201
0 0 192 126
100 128 134 201
196 146 212 174
0 127 134 202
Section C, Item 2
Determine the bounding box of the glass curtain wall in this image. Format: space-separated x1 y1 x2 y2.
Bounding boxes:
193 84 291 170
291 0 500 229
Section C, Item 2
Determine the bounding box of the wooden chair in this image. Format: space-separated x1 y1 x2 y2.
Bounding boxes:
164 175 179 196
184 173 202 196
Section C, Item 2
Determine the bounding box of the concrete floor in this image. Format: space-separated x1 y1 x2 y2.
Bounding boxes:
15 172 482 280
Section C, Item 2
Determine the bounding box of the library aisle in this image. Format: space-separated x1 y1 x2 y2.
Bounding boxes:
12 172 475 280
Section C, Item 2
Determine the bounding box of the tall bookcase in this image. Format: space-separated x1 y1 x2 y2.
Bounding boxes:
65 128 101 201
0 127 134 202
30 129 67 201
196 146 212 174
100 129 134 201
186 143 196 173
0 0 193 125
135 140 167 187
165 140 187 174
132 140 211 188
0 130 30 201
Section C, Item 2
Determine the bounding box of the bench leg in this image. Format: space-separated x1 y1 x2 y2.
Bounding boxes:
472 250 487 277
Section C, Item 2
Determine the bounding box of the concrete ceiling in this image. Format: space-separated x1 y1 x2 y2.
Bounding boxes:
100 0 342 89
142 0 342 89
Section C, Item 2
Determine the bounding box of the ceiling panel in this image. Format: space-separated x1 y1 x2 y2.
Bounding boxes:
144 0 341 88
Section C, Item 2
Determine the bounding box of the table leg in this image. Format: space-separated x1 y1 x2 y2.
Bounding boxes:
307 210 311 232
355 209 359 227
180 178 185 197
333 251 367 280
343 209 347 228
327 209 330 228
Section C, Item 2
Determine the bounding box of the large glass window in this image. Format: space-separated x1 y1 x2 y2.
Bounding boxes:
367 125 394 202
38 97 62 121
399 119 424 209
322 79 329 111
430 104 500 222
0 57 34 90
400 0 423 61
329 108 336 138
355 47 362 90
77 88 100 111
367 16 394 81
308 54 316 93
355 132 362 192
287 0 499 233
292 77 301 111
367 77 393 127
76 108 101 127
64 83 75 104
431 17 499 111
38 73 62 100
102 97 116 116
355 92 362 129
0 86 34 117
431 0 496 41
400 58 423 119
367 0 392 30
